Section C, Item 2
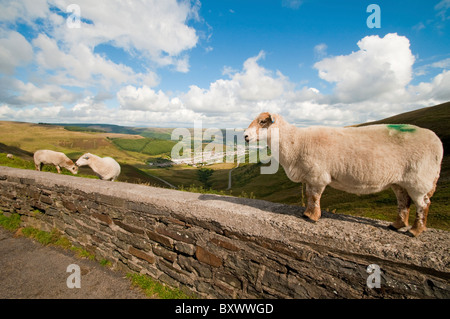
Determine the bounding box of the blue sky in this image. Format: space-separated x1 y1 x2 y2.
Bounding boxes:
0 0 449 127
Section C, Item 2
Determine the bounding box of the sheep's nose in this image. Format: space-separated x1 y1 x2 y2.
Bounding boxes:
244 135 249 142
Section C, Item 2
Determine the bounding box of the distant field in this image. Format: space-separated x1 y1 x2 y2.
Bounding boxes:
111 137 176 156
64 126 106 133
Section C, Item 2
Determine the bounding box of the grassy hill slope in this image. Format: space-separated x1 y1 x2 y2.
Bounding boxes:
0 121 172 188
0 121 148 163
357 101 450 156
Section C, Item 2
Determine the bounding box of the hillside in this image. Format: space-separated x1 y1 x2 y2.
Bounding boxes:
0 121 172 188
0 121 150 163
48 123 174 140
357 101 450 155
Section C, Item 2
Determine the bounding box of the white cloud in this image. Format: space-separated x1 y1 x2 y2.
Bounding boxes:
183 51 291 114
176 34 448 128
314 33 415 104
414 56 450 76
282 0 303 10
117 85 181 112
0 0 49 24
33 34 153 89
409 70 450 101
0 0 199 89
0 77 78 107
235 51 290 101
50 0 199 69
0 0 200 121
183 80 240 113
435 0 450 20
1 18 449 129
313 43 327 60
0 30 33 74
431 57 450 69
0 104 64 122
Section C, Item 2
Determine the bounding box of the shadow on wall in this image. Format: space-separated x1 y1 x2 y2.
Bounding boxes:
198 193 394 233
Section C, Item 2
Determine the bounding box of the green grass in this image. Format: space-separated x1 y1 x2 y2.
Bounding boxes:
141 139 177 155
0 152 98 178
64 126 106 133
111 137 176 155
112 138 149 153
0 212 97 258
0 212 21 231
20 227 73 249
0 152 35 170
127 273 195 299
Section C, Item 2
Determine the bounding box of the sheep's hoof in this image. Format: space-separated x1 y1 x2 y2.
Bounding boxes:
408 226 426 237
388 220 408 231
303 210 321 222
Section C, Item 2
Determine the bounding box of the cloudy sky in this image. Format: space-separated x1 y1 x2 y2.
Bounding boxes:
0 0 449 128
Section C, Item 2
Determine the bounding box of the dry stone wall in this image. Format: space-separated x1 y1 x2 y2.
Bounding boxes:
0 166 449 298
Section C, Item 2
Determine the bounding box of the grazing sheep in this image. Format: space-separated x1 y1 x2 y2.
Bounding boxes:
34 150 78 174
244 112 443 237
76 153 121 181
6 154 13 159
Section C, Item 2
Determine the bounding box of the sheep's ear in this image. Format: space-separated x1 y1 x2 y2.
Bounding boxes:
265 113 275 124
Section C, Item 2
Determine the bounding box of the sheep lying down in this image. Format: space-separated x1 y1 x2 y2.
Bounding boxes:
34 150 78 174
244 112 444 237
76 153 121 181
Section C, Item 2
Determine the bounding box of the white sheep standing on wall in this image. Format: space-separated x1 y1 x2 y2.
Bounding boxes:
34 150 78 174
76 153 121 181
244 112 443 237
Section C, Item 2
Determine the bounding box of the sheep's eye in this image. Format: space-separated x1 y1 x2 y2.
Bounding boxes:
84 156 89 160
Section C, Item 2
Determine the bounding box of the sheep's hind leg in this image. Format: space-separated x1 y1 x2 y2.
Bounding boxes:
303 184 325 222
408 192 432 237
389 185 411 230
408 180 437 237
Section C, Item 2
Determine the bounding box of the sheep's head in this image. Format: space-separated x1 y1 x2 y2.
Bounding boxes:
67 160 79 174
76 153 91 167
244 112 275 143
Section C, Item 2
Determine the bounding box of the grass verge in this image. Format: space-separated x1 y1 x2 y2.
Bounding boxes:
127 273 195 299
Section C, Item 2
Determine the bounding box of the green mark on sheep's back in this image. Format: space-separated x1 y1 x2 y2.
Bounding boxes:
387 124 416 133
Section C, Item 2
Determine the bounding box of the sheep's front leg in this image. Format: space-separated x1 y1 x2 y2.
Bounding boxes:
56 165 61 174
303 184 325 222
